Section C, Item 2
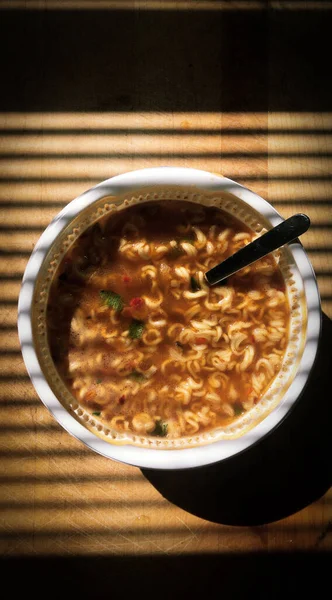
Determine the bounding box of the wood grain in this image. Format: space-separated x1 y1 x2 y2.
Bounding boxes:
0 1 331 565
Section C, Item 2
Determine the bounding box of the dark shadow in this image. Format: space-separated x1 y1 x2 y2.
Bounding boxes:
0 553 331 599
142 312 332 526
2 152 332 159
0 398 40 407
0 7 331 112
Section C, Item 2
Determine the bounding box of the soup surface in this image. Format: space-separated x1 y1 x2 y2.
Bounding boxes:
47 201 289 439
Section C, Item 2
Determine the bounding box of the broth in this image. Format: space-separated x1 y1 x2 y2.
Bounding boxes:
47 201 289 439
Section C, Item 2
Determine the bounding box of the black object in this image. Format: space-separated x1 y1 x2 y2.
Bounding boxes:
205 213 311 286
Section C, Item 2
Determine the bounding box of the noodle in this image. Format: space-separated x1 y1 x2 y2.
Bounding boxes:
47 201 289 439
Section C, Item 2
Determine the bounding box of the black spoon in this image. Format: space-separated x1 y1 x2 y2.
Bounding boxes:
204 213 311 286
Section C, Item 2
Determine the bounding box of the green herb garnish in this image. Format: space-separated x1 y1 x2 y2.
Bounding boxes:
128 370 146 382
190 276 201 292
96 379 102 384
92 411 101 416
151 420 168 437
233 404 244 416
100 289 124 312
128 319 145 339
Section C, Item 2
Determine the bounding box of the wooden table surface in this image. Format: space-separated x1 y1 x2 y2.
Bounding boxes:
0 1 331 594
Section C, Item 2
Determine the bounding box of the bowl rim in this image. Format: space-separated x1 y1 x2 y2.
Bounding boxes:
18 167 321 470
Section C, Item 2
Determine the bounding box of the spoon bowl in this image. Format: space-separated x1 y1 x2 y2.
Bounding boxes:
205 213 311 286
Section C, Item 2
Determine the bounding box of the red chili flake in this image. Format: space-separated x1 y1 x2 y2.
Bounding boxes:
118 395 126 405
122 275 132 283
196 337 207 345
253 397 259 405
130 297 144 309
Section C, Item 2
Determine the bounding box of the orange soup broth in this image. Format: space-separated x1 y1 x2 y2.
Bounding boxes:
47 201 289 438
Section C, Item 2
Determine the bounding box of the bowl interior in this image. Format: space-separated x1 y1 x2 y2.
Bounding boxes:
29 185 308 454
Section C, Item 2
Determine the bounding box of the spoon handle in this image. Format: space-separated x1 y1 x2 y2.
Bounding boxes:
205 213 310 286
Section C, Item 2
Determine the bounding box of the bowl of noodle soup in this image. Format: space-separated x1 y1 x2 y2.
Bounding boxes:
18 167 321 469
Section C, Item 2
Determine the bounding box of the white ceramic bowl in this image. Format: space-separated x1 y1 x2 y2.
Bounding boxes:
18 167 321 470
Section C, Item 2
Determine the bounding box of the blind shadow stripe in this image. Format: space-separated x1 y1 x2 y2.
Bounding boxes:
2 152 332 159
1 128 331 136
